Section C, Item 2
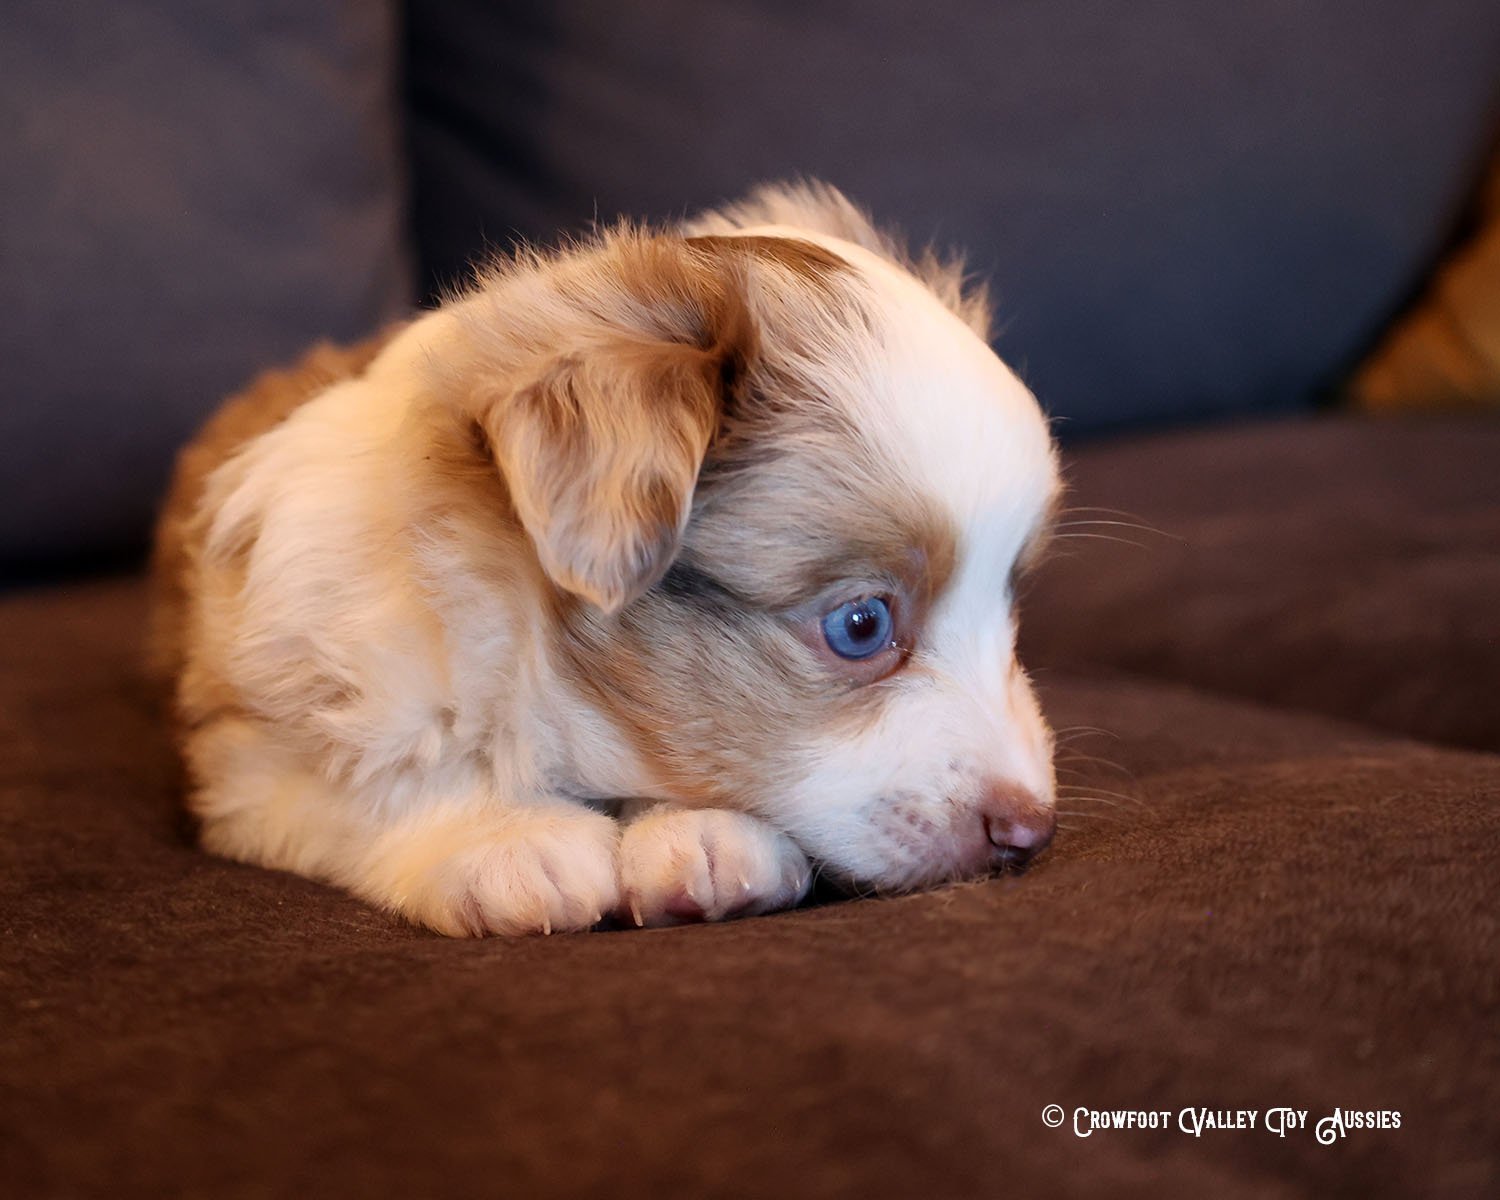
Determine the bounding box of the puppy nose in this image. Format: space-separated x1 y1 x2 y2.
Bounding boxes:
979 782 1056 871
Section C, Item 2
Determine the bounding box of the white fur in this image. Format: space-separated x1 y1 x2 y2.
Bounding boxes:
618 806 811 928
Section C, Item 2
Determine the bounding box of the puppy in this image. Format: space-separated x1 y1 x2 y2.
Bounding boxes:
151 182 1060 936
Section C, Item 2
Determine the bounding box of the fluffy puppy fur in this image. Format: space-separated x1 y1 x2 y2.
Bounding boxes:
151 182 1061 936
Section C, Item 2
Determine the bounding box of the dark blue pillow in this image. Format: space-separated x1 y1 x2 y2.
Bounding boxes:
407 0 1500 434
0 1 411 571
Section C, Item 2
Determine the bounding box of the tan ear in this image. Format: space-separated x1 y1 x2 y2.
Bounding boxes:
688 180 991 340
484 340 721 612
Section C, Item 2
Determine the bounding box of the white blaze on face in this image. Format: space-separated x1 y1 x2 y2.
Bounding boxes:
745 229 1061 889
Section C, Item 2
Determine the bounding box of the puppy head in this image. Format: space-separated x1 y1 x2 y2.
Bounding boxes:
454 188 1060 891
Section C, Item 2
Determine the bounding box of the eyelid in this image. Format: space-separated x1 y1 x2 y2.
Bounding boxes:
785 577 899 623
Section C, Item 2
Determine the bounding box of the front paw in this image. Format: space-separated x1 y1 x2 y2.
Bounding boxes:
618 807 811 927
374 807 621 937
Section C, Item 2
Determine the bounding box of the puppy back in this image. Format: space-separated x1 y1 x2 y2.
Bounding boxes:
147 329 404 685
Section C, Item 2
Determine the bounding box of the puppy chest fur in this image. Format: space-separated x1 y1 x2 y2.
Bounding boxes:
153 182 1061 935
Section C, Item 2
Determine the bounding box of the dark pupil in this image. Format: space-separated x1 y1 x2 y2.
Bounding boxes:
845 606 880 644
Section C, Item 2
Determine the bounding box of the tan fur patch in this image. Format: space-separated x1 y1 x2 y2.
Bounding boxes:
550 486 959 810
149 330 403 686
687 180 992 339
685 233 849 287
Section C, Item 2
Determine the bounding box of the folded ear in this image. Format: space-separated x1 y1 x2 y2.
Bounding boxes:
474 240 752 613
484 340 723 611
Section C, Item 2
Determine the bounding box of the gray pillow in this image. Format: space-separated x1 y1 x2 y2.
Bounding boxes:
0 1 411 570
407 0 1500 434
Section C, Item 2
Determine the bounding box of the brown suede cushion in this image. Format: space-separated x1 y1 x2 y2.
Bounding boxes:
1022 416 1500 752
3 577 1497 1197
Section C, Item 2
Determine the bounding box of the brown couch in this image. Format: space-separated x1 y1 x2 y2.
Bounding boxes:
5 415 1496 1198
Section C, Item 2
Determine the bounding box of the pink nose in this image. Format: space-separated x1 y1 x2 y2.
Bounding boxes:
978 782 1056 872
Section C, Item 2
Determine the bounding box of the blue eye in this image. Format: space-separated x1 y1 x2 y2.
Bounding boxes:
821 596 894 660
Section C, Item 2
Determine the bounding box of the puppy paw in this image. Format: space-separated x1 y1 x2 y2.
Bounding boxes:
618 807 811 927
369 807 621 937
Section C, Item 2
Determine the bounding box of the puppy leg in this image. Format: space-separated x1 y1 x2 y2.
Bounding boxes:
357 802 621 937
189 718 620 937
618 806 811 927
